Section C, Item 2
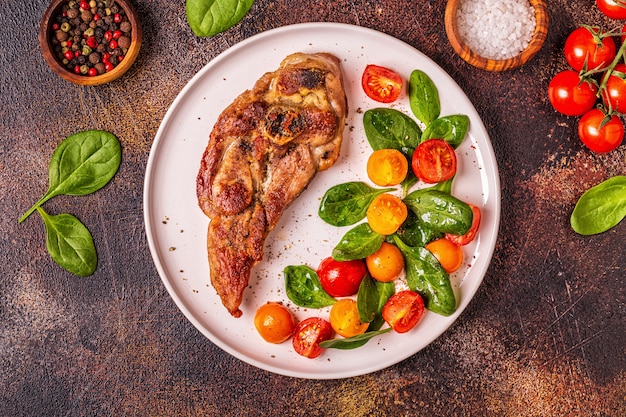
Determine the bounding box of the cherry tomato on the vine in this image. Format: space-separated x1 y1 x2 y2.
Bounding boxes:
425 238 464 273
292 317 333 359
548 70 599 116
578 108 624 153
317 257 367 297
601 63 626 114
412 139 457 183
367 149 408 186
597 0 626 19
445 204 481 246
382 290 425 333
329 299 369 338
362 64 403 103
366 193 408 235
366 242 405 282
254 302 295 344
564 26 616 71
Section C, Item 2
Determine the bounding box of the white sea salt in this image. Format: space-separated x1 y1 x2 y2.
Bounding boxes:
457 0 536 60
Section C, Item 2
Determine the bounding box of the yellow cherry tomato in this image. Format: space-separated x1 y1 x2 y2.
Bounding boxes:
254 302 295 344
366 149 408 186
329 299 369 338
425 238 464 273
366 242 405 282
366 193 408 235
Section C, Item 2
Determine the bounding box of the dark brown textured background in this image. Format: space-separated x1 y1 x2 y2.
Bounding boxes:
1 1 624 416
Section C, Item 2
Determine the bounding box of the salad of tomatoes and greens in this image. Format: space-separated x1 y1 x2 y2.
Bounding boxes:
254 64 483 359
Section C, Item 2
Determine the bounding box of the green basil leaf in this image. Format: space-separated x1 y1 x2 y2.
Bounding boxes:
363 108 421 154
284 265 336 308
408 69 440 127
20 130 121 223
318 182 394 227
37 207 97 277
186 0 254 37
332 223 384 261
421 115 470 148
393 236 456 316
403 188 472 235
319 328 392 350
571 176 626 235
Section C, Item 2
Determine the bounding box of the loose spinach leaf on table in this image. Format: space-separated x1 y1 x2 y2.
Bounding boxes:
571 176 626 235
318 182 394 227
284 265 336 308
186 0 254 37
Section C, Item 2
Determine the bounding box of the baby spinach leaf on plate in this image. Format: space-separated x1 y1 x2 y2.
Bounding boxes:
571 176 626 235
332 223 384 261
408 69 440 127
319 328 392 350
284 265 336 308
318 182 394 227
363 108 421 154
421 115 470 148
38 207 97 277
186 0 254 37
357 274 395 324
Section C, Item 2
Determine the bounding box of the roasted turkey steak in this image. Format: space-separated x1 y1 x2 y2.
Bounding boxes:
196 52 348 317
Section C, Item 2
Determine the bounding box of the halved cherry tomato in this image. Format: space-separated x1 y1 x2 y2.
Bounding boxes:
317 257 367 297
597 0 626 19
366 242 404 282
367 149 408 186
548 70 598 116
254 302 295 344
361 64 403 103
445 204 481 246
425 238 464 273
382 290 425 333
366 193 408 235
329 299 369 338
578 108 624 153
564 26 616 72
601 64 626 114
292 317 333 359
411 139 457 183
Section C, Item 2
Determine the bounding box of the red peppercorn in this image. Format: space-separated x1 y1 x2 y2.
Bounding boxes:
113 30 122 39
93 14 100 21
66 40 73 47
64 50 74 60
104 30 113 41
118 55 124 62
74 50 81 58
52 23 60 30
80 1 89 10
104 61 114 72
109 39 118 49
113 13 122 23
74 65 82 74
102 52 111 62
88 67 98 77
86 36 98 48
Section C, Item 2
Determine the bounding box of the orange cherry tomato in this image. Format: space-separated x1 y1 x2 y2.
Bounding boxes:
412 139 457 183
366 149 408 186
425 238 464 273
292 317 333 359
361 64 403 103
366 242 405 282
445 204 481 246
329 299 369 338
254 302 295 344
382 290 425 333
366 193 408 235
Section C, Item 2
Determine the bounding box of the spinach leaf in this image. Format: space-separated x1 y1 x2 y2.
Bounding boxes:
393 211 443 248
186 0 254 37
19 130 121 223
37 207 97 277
319 328 392 350
332 223 384 261
571 176 626 235
421 115 470 148
408 69 440 127
284 265 336 308
318 182 394 227
363 108 421 154
357 274 395 324
403 188 472 235
393 236 456 316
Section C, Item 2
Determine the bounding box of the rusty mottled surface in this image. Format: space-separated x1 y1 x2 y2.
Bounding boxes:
1 1 624 416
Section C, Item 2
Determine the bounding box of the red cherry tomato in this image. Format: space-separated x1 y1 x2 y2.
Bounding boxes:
317 257 367 297
361 64 403 103
597 0 626 19
382 290 425 333
564 26 616 71
578 109 624 153
548 70 599 116
411 139 457 183
601 64 626 114
292 317 333 359
445 204 481 246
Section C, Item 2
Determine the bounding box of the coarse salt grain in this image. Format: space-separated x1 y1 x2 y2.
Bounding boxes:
457 0 536 60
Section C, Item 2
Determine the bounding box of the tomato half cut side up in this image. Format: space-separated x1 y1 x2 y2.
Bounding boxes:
412 139 457 183
292 317 333 359
382 290 425 333
362 64 403 103
446 204 481 246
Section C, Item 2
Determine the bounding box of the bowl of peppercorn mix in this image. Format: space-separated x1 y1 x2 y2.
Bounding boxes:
39 0 142 85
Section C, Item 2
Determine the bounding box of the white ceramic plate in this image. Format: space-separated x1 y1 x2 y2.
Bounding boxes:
144 22 500 379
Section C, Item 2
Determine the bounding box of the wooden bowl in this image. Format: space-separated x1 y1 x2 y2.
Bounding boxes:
39 0 142 85
445 0 549 72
